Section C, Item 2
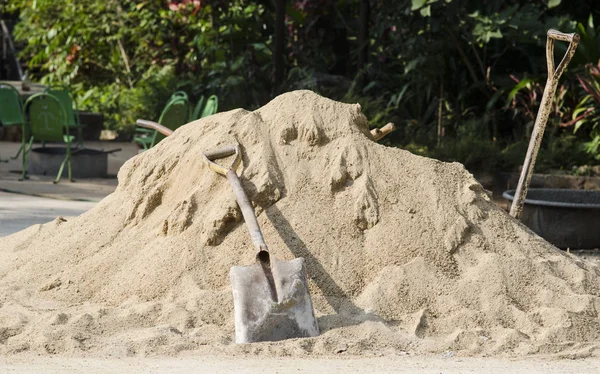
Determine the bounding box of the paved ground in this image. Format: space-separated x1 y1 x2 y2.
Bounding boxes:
0 140 137 236
0 191 97 236
1 354 599 373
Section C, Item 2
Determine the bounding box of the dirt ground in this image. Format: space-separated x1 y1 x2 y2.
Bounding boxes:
1 354 599 373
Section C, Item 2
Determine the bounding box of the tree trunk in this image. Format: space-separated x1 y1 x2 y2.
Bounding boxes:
358 0 370 72
273 0 285 94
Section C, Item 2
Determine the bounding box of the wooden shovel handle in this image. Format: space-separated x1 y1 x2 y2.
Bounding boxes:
203 144 269 258
136 119 174 136
509 30 580 218
546 29 580 81
225 169 269 255
371 122 396 141
203 144 242 176
547 29 579 43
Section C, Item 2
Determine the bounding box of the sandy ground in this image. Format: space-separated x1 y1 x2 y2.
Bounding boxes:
2 133 600 372
1 354 599 373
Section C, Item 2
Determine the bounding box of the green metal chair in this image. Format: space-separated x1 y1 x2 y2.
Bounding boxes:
191 95 205 121
168 91 191 121
200 95 218 118
169 90 189 103
45 86 84 147
133 97 191 150
0 83 25 161
21 93 74 183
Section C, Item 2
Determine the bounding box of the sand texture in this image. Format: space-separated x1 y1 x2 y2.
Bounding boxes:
1 91 599 358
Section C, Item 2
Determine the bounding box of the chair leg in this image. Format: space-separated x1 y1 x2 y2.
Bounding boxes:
19 137 34 181
11 130 26 160
54 157 66 184
10 142 24 159
67 144 73 182
78 127 84 148
54 144 74 184
150 131 157 149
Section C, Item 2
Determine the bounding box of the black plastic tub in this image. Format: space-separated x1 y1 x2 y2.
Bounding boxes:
503 188 600 249
28 147 116 178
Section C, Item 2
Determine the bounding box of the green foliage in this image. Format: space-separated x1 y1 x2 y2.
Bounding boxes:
434 137 500 172
574 63 600 159
541 134 591 171
497 135 591 174
7 0 600 174
498 140 530 172
501 70 598 171
117 65 184 136
499 15 600 165
569 14 600 68
348 1 556 141
9 0 272 132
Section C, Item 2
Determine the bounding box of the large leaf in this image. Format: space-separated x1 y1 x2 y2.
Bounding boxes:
548 0 561 9
505 78 536 107
411 0 427 11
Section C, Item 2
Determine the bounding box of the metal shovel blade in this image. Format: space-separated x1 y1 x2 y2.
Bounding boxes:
230 256 319 344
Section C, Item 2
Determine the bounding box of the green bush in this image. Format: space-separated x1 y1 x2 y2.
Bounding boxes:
8 0 600 175
433 137 500 172
9 0 271 136
117 66 187 137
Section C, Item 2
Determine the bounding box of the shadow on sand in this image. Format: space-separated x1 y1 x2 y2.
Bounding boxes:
264 204 385 332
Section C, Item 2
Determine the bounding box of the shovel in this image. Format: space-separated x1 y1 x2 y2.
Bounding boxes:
203 144 320 344
510 29 580 218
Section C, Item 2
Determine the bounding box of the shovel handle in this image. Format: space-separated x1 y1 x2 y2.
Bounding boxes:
225 170 269 255
203 144 269 257
371 122 396 142
546 29 580 81
136 119 174 137
203 144 242 175
547 29 579 43
509 30 579 219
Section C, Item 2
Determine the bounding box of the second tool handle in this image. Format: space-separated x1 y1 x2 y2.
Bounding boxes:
509 30 580 218
546 29 580 81
547 29 580 42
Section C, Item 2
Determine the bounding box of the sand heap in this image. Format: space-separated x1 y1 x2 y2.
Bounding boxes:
1 90 599 357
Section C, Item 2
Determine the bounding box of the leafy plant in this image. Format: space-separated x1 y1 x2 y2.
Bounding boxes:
6 0 600 175
8 0 273 133
574 61 600 159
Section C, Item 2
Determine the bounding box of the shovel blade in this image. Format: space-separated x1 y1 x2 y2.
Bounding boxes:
230 257 319 343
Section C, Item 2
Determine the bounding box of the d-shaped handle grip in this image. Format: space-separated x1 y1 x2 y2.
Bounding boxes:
546 29 580 82
203 144 242 175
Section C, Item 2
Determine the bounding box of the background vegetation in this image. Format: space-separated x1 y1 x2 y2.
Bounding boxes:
4 0 600 174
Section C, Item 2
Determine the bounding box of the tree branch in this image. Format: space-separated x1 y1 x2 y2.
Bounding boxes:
445 26 479 84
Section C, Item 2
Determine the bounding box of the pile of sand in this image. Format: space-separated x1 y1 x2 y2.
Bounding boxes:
1 91 599 358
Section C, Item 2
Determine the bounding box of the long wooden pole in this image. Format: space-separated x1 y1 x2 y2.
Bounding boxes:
510 30 579 219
